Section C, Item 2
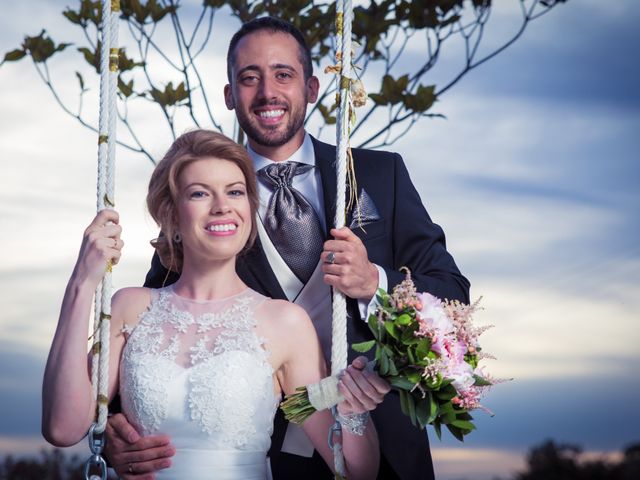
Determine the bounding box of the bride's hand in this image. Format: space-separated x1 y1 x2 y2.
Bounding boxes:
337 356 391 415
71 209 124 288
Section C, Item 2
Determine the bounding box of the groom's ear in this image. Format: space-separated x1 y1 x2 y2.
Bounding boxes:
224 84 234 110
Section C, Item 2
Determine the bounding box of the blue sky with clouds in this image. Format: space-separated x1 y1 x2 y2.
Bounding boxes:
0 1 638 478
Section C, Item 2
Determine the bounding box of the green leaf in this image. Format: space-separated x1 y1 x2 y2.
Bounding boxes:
387 357 398 376
435 385 457 402
351 340 376 353
396 74 409 92
118 77 134 97
399 389 410 416
384 321 399 340
367 314 380 340
427 391 439 424
407 346 416 364
451 419 476 431
379 348 389 375
446 423 466 442
75 71 85 91
55 43 72 53
401 326 420 345
406 370 421 385
473 374 493 387
407 392 417 426
416 398 430 429
405 84 437 113
433 421 442 440
368 93 388 106
388 376 414 391
77 46 97 71
2 49 26 63
396 313 411 326
63 9 82 25
415 338 432 360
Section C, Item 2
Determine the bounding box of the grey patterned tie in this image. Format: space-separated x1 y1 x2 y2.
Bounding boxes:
258 162 324 283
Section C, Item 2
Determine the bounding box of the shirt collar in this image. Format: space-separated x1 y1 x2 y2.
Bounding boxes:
247 132 315 171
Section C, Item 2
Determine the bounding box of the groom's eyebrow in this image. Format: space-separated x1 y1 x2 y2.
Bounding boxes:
237 63 297 75
237 65 260 76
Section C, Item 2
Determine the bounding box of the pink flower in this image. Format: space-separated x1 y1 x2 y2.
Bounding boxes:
418 293 454 334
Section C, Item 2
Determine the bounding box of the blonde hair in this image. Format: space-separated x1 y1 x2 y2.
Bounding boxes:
147 129 258 273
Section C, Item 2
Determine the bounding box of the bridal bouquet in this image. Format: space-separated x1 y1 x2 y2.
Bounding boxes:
281 270 497 441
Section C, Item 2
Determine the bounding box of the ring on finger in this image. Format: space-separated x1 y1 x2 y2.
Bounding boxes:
128 463 134 474
326 251 336 265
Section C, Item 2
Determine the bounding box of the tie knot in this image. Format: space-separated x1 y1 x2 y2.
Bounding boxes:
259 162 313 189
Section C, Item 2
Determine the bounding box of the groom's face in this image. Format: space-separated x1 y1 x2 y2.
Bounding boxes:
224 30 319 157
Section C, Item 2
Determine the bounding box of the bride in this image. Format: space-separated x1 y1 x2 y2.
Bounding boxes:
42 130 384 479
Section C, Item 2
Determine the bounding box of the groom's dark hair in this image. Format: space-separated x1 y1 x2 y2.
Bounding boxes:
226 17 313 82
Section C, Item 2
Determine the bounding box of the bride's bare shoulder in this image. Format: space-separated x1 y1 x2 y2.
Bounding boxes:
259 298 312 330
111 287 153 325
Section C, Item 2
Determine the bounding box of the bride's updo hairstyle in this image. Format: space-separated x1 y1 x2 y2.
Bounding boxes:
147 129 259 272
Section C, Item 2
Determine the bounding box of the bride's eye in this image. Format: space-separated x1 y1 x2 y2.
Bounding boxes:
189 190 208 199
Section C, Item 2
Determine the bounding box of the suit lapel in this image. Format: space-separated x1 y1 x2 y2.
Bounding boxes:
237 235 287 300
311 136 338 233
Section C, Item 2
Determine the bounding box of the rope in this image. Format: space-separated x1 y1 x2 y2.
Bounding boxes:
330 0 353 477
86 1 119 479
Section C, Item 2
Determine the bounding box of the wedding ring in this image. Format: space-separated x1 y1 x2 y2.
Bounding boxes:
326 251 336 264
128 463 134 474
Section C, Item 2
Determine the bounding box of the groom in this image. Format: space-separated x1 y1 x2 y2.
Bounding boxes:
106 17 470 480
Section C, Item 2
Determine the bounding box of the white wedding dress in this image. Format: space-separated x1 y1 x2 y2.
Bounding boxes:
119 286 279 479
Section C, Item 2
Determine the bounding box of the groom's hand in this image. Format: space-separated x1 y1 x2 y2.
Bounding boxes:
105 413 175 479
322 227 378 300
338 356 391 414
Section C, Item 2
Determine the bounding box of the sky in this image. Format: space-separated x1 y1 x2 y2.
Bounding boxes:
1 1 639 479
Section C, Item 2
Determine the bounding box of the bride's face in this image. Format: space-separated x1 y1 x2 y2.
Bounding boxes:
176 157 251 263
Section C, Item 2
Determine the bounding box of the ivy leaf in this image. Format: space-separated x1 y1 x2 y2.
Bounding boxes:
368 93 388 106
77 46 98 72
118 77 134 97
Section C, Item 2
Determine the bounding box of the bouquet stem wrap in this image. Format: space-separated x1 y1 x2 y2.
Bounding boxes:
281 376 343 425
309 376 344 410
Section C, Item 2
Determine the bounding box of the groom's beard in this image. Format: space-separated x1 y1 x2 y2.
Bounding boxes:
236 98 307 148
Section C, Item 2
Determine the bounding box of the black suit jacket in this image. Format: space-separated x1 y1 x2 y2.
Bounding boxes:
144 136 470 479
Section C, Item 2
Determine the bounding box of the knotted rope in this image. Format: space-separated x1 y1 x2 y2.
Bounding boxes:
85 1 119 479
330 1 354 477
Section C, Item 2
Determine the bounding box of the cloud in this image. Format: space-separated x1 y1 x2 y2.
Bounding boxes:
0 343 45 437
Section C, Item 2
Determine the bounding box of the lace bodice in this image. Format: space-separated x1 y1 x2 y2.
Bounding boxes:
119 286 279 478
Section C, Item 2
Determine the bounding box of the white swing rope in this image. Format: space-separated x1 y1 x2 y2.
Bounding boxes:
86 1 119 479
329 0 354 477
